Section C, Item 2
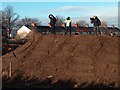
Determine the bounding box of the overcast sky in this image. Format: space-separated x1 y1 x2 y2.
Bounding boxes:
1 1 119 27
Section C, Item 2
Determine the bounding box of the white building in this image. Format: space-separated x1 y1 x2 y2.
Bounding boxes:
17 25 31 39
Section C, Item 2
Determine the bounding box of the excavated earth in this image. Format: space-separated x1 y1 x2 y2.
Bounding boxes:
2 30 120 89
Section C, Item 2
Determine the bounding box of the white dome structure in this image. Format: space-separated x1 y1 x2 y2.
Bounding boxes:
17 26 31 39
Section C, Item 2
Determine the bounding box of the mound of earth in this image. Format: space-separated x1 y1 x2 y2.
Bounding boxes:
2 30 120 89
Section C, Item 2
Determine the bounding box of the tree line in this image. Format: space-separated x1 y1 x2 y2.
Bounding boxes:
1 6 41 37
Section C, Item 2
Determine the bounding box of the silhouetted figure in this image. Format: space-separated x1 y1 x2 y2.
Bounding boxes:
90 16 101 35
48 14 57 34
64 17 72 35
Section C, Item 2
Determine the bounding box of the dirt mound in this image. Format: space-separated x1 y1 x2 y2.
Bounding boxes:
2 30 119 88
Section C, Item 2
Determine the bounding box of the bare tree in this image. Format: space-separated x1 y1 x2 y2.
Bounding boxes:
2 6 19 37
0 11 2 37
56 15 65 26
0 11 2 26
75 20 87 27
101 21 107 27
17 17 41 27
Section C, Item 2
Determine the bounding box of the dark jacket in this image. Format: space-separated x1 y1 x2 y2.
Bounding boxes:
93 17 101 27
49 15 57 26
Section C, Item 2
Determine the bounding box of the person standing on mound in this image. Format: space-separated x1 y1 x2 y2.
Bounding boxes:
90 16 101 35
64 17 72 35
48 14 57 34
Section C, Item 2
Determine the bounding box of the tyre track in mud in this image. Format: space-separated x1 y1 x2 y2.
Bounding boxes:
12 35 35 60
13 31 43 60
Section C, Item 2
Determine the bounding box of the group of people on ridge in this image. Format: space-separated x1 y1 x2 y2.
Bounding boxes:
48 14 101 35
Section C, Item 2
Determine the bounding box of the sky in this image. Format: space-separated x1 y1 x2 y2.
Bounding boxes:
1 2 119 27
1 0 120 2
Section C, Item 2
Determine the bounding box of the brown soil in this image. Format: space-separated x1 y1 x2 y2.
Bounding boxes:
2 30 120 89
